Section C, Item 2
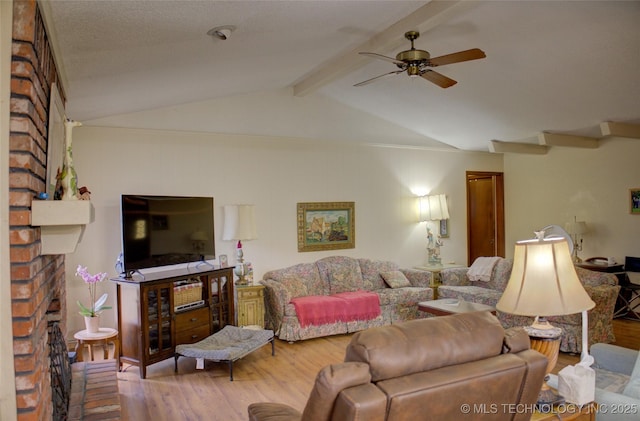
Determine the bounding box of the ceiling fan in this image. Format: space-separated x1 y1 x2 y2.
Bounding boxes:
355 30 486 88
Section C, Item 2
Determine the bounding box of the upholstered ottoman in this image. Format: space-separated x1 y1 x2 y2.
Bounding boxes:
174 325 275 380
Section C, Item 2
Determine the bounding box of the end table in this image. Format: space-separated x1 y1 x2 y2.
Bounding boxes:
414 263 465 298
74 327 119 364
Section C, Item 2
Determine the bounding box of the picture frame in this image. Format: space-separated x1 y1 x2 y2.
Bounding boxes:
45 82 65 199
631 188 640 215
297 202 355 252
439 219 449 238
219 254 228 268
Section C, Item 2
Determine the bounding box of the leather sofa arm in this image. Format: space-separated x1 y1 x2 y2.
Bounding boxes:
334 384 387 421
248 403 301 421
301 362 372 421
503 327 530 353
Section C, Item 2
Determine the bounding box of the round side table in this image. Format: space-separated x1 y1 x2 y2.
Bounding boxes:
74 327 119 363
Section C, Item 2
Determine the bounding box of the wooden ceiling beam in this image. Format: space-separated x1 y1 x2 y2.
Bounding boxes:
292 1 474 96
538 132 598 148
489 140 548 155
600 122 640 139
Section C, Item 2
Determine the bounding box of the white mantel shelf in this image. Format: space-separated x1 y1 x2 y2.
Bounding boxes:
31 200 95 254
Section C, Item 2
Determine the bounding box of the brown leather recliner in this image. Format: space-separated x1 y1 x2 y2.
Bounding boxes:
248 311 547 421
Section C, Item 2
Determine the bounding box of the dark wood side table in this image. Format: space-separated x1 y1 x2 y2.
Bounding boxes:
575 261 624 275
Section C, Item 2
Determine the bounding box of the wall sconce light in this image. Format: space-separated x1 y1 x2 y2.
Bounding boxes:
418 194 449 265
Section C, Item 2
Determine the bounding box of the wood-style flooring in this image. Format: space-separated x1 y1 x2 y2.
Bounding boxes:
100 319 638 421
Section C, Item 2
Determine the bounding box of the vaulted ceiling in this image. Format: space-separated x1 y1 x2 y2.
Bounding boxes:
40 0 640 151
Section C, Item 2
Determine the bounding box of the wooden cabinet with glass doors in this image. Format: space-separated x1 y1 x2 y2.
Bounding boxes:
113 266 234 379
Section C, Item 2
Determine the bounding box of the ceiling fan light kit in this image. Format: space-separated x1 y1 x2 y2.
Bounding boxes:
356 30 486 88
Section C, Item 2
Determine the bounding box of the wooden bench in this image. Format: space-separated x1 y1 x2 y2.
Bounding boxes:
68 360 121 420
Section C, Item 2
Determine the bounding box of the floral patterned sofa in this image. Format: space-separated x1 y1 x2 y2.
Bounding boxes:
260 256 434 342
438 257 620 353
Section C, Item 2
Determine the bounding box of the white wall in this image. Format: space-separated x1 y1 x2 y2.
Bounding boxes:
504 136 640 262
65 125 502 335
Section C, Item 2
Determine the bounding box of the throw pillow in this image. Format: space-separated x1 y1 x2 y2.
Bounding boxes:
380 271 411 289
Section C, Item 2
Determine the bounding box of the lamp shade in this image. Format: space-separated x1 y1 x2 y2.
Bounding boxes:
419 194 450 222
222 204 257 241
496 237 594 317
564 220 588 235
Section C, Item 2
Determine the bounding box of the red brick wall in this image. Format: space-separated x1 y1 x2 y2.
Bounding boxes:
10 1 66 420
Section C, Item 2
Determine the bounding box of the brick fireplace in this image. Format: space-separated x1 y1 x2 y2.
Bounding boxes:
9 1 67 420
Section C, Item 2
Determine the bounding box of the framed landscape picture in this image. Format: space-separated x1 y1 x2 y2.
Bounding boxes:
297 202 355 252
631 188 640 214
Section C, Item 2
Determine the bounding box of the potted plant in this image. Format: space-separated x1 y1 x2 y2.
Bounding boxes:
76 265 111 333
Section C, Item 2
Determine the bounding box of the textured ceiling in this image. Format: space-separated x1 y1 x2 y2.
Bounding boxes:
41 0 640 151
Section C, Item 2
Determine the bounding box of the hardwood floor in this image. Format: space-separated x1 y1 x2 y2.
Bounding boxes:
106 319 639 421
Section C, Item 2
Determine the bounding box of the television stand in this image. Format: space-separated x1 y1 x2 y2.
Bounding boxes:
112 266 234 379
122 269 144 280
193 259 216 270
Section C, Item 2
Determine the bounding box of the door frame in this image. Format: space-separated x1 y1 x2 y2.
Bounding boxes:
466 171 505 264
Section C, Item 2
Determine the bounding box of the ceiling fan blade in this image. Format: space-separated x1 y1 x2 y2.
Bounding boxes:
428 48 486 67
420 70 457 88
359 52 406 67
354 70 404 87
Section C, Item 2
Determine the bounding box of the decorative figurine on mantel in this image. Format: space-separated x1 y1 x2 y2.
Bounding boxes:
60 119 82 200
427 226 443 265
78 186 91 200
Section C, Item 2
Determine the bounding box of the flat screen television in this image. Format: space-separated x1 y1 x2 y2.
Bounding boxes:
120 195 215 276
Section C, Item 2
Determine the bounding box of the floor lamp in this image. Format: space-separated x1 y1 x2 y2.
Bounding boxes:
496 234 595 408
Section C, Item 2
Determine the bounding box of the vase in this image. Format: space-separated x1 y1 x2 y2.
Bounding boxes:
84 316 100 333
61 119 82 200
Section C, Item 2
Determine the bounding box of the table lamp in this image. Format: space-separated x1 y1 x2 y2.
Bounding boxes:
418 194 449 265
496 233 595 408
222 204 257 285
564 216 588 263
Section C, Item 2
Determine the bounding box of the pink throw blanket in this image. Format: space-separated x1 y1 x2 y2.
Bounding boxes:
291 291 381 328
332 291 381 322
